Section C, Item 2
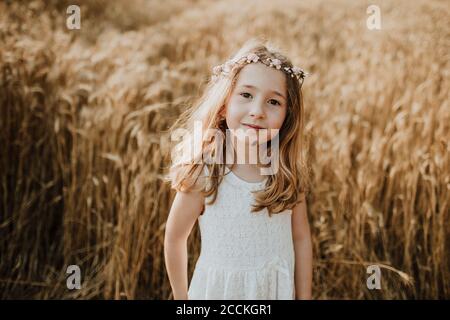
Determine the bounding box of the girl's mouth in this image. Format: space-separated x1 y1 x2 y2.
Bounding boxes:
242 123 264 130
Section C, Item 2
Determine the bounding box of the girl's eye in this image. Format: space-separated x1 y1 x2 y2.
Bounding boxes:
268 99 281 106
240 92 252 99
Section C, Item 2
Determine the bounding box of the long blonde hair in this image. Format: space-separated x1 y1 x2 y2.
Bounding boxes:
168 39 310 214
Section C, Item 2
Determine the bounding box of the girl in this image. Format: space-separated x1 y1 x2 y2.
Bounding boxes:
164 39 312 300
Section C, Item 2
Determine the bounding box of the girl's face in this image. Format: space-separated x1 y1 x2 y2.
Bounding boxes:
223 62 287 144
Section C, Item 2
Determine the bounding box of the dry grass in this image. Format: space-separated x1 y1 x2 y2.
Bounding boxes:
0 0 448 299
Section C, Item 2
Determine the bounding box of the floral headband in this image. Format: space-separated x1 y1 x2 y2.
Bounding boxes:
212 52 309 85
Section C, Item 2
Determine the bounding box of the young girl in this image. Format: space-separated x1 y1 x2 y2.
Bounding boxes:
164 39 312 300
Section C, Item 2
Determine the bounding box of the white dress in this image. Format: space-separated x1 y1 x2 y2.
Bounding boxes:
188 167 295 300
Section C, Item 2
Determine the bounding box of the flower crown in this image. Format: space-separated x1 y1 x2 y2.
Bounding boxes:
212 53 309 85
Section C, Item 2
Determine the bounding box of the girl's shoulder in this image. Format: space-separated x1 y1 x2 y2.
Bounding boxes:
170 164 209 193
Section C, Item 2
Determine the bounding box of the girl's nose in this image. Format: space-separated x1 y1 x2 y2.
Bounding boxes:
249 99 265 118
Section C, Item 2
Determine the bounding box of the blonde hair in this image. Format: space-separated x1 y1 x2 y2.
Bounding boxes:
168 39 310 214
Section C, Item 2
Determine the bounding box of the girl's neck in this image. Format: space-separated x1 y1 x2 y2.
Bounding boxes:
226 139 265 182
226 137 268 167
228 163 265 183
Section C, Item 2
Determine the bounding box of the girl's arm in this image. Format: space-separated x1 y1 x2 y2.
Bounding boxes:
164 189 204 300
291 193 313 299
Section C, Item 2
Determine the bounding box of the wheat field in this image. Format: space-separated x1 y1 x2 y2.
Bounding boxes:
0 0 449 299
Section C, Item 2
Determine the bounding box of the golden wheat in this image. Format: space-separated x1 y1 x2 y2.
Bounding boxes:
0 0 448 299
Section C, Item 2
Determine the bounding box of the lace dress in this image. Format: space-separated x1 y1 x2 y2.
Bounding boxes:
188 167 295 300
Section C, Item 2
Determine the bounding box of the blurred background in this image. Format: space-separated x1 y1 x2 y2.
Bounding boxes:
0 0 448 299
